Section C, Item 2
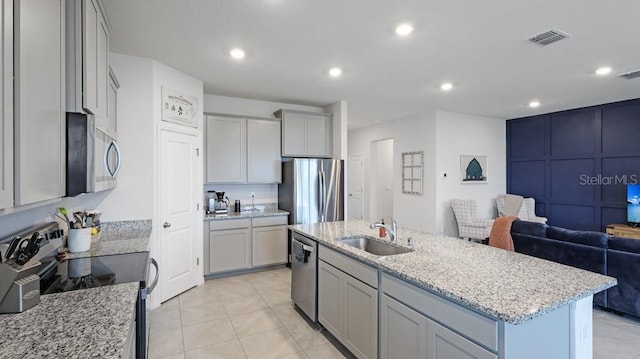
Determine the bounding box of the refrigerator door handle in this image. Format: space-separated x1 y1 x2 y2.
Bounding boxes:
320 170 326 222
318 170 323 221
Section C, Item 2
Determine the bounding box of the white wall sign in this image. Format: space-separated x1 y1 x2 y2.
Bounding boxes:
161 87 199 128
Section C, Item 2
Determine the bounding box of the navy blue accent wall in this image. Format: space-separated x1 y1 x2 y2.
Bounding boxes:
507 98 640 231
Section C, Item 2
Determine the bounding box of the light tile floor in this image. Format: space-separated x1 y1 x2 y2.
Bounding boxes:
148 267 640 359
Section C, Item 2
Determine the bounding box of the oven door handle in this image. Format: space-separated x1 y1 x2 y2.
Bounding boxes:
146 258 159 297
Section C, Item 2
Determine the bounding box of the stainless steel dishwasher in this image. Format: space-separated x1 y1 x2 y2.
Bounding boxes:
291 232 317 322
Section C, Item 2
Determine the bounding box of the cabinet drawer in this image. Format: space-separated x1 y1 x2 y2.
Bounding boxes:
319 245 377 289
252 215 287 227
210 218 251 231
381 273 497 352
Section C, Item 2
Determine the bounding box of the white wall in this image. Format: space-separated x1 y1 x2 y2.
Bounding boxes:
371 139 394 223
435 111 506 237
203 184 276 210
348 113 437 232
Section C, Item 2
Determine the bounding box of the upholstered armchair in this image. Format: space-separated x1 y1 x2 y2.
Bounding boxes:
450 199 495 241
496 194 547 223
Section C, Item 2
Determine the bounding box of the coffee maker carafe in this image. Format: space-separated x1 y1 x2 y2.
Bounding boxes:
209 191 229 214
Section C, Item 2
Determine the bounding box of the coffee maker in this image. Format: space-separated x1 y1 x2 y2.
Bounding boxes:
208 191 229 214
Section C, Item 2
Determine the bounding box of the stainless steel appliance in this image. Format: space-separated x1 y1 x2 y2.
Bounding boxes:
66 112 121 196
291 232 317 321
278 159 344 224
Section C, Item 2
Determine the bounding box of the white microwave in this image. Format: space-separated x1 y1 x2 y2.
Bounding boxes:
66 112 121 196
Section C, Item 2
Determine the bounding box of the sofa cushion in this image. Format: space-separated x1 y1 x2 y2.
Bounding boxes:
607 247 640 316
546 226 608 248
609 236 640 253
510 220 548 238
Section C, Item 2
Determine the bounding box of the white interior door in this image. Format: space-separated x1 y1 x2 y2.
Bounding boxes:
348 154 364 220
159 129 200 302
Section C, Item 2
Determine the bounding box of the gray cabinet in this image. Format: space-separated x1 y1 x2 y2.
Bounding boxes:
209 219 251 273
247 119 281 183
14 0 66 205
318 245 378 359
65 0 110 119
380 295 428 359
251 216 287 267
105 67 119 138
0 0 12 209
274 109 332 158
427 320 496 359
205 115 281 184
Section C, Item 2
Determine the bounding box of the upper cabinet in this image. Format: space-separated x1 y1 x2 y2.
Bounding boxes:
274 109 332 158
65 0 111 125
14 0 66 205
205 115 281 184
105 66 119 138
0 0 13 209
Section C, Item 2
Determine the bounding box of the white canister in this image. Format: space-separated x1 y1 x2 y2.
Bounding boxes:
68 227 92 253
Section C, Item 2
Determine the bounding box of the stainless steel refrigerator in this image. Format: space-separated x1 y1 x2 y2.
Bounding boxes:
278 158 344 225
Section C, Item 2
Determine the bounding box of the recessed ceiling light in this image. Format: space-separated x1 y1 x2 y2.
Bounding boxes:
230 48 245 60
529 100 541 108
395 23 413 36
440 83 453 91
329 67 342 77
595 66 612 76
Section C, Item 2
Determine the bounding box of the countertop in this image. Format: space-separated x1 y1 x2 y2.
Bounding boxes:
290 220 617 325
0 282 139 359
66 220 151 259
205 208 289 221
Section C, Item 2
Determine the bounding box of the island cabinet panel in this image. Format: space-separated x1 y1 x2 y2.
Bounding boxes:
380 295 428 359
427 320 497 359
381 273 498 353
318 245 378 359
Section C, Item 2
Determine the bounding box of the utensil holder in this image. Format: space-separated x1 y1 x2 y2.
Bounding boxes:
68 228 91 253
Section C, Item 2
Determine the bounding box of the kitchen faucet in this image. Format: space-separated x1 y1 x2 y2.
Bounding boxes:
370 219 398 242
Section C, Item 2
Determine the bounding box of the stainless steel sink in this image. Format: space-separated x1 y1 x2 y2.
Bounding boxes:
339 236 413 256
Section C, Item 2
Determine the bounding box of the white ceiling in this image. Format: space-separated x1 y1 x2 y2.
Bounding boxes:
104 0 640 129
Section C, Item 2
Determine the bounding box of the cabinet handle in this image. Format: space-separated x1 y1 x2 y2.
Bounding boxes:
163 222 171 228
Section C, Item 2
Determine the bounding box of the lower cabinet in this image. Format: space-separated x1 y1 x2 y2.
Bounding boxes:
318 246 378 359
380 294 496 359
206 215 288 274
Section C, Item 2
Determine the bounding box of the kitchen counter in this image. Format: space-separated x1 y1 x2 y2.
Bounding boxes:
290 220 617 325
66 219 151 259
205 208 289 221
0 282 139 359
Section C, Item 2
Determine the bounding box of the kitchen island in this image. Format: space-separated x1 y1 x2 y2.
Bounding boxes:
290 220 617 359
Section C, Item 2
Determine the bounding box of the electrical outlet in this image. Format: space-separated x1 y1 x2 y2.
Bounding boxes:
250 192 255 198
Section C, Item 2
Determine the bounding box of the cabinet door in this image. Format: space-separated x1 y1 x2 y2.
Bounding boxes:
83 0 98 114
95 6 109 127
282 111 307 156
306 114 331 157
427 320 497 359
318 260 343 339
106 68 118 138
252 225 287 266
0 0 12 209
209 228 251 273
380 295 427 359
14 0 65 205
344 275 378 359
206 116 246 183
247 119 281 183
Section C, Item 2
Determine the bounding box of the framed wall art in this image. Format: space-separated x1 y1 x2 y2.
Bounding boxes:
402 151 424 195
460 155 488 183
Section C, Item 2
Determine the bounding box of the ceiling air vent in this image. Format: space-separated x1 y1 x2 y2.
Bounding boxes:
527 29 571 46
618 69 640 80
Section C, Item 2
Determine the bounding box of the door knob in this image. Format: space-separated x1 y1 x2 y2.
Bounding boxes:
163 222 171 228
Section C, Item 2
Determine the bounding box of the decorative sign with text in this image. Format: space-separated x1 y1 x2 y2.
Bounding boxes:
161 86 198 128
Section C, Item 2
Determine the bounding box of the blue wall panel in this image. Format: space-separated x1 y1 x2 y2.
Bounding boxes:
550 110 596 156
507 98 640 231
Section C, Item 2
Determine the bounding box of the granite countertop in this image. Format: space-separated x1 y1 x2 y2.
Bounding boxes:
66 220 151 259
0 282 139 359
290 220 617 325
205 208 289 221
